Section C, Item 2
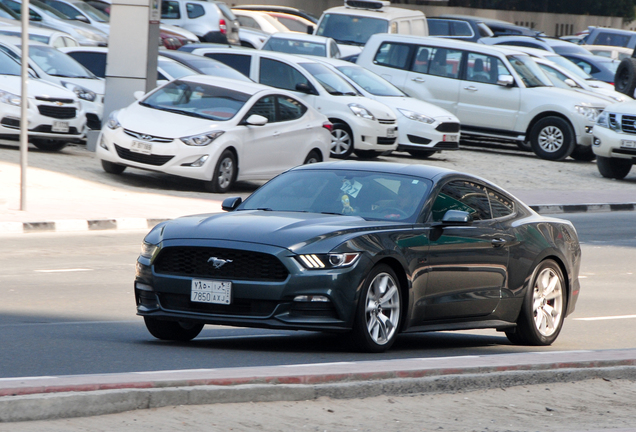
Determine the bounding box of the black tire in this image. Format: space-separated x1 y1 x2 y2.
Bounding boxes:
529 117 575 161
143 317 204 341
101 160 126 174
506 259 566 346
351 264 402 353
31 139 67 152
516 141 532 152
330 122 354 159
614 58 636 96
407 149 436 159
303 150 322 164
596 156 633 179
354 150 381 159
570 145 596 161
205 150 237 193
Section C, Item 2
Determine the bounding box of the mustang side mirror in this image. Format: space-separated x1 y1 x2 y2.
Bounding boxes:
497 74 514 87
440 210 473 225
222 196 242 211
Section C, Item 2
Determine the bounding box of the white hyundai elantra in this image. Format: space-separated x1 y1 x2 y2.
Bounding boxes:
96 76 332 192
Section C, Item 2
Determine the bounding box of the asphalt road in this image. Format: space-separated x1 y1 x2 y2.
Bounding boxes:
0 211 634 379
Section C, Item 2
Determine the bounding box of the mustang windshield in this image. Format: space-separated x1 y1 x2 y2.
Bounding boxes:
240 169 432 222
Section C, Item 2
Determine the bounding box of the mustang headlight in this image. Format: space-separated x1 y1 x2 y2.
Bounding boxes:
0 89 20 106
62 81 97 102
181 131 225 146
296 253 360 269
140 241 159 260
106 110 121 129
398 108 435 124
348 103 376 121
575 104 604 122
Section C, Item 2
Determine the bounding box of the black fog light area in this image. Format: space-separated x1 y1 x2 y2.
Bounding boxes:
290 297 337 319
593 137 601 147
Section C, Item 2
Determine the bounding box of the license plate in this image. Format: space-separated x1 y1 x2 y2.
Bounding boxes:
443 134 459 142
131 140 152 155
191 279 231 304
52 121 69 133
621 140 636 148
386 127 396 138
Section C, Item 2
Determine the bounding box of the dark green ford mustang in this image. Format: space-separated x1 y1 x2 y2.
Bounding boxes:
135 161 581 352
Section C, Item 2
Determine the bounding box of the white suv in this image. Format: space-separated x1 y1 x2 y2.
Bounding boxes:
161 0 239 45
357 34 609 161
593 101 636 179
188 46 398 159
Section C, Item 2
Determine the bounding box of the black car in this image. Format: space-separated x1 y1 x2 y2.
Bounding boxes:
135 162 581 352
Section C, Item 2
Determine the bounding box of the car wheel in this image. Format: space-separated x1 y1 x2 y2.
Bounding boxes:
506 259 566 346
330 122 354 159
143 317 204 341
351 264 402 353
529 117 575 161
303 150 322 164
570 145 596 161
614 58 636 96
516 141 532 152
101 160 126 174
407 149 436 159
31 139 67 152
354 150 381 159
205 150 236 193
596 156 633 179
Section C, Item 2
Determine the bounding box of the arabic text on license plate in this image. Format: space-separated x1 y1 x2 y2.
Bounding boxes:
131 140 152 155
621 140 636 149
444 134 459 142
191 279 231 304
387 127 396 138
52 121 69 133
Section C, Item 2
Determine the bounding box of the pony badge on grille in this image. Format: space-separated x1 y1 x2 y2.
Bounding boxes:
207 257 233 269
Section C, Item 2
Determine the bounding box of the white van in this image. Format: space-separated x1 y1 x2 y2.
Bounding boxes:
314 0 427 58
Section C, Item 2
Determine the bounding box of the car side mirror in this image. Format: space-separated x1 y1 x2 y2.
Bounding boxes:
564 78 577 88
295 82 317 94
307 25 314 35
133 90 145 100
497 74 514 87
245 114 268 126
222 196 242 211
74 15 90 23
440 210 473 225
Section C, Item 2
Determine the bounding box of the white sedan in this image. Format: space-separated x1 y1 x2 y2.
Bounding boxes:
97 76 332 193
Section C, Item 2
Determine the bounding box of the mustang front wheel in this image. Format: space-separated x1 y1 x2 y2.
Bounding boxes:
144 317 204 341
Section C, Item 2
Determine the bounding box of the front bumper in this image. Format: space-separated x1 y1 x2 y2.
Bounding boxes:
592 124 636 160
0 98 86 141
350 117 398 152
396 116 460 152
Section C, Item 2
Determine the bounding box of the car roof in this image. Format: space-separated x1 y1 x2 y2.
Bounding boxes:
267 32 331 43
323 3 424 20
236 4 318 23
369 33 525 56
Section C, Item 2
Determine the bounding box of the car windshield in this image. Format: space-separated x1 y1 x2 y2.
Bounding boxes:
32 0 74 20
263 37 326 57
157 58 198 80
0 50 21 75
141 80 250 121
315 13 388 46
545 54 592 79
24 45 96 78
73 1 108 22
507 55 552 88
240 169 432 222
335 64 405 97
299 62 358 96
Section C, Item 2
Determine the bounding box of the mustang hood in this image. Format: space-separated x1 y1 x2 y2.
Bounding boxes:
154 211 408 252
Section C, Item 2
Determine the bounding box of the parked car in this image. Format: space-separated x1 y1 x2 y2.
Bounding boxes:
357 34 609 161
160 0 239 45
314 0 428 58
238 26 268 49
135 160 581 352
0 36 104 130
480 35 593 56
40 0 110 35
265 11 316 34
311 56 460 158
0 25 79 47
155 49 253 82
0 49 86 151
231 9 291 34
426 15 493 43
262 33 340 58
234 5 318 24
585 45 632 61
583 27 636 49
593 100 636 179
475 17 540 37
560 52 620 84
186 46 399 158
96 76 331 192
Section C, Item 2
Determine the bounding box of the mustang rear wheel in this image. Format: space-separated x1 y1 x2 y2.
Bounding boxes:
507 259 566 346
143 317 203 341
351 264 402 353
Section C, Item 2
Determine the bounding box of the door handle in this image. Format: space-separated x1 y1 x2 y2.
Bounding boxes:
464 86 478 91
491 238 507 248
273 131 280 137
411 77 425 83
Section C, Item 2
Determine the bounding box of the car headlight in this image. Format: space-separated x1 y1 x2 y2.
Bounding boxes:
62 81 97 102
181 131 225 146
296 253 360 269
140 241 159 260
575 104 604 122
398 108 435 124
0 89 20 106
106 110 121 129
348 103 376 121
596 110 609 129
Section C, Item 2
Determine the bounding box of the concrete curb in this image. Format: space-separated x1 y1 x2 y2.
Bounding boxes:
530 202 636 215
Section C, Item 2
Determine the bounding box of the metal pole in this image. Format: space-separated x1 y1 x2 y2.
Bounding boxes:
19 0 29 211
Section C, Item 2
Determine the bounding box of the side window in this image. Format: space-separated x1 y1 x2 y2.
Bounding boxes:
277 96 307 122
237 15 258 29
569 58 595 74
245 96 276 123
204 53 251 77
157 71 168 81
259 58 309 92
411 45 431 73
466 52 504 84
63 37 79 47
487 188 515 219
426 47 462 79
427 19 450 36
594 32 630 47
330 40 340 58
161 1 180 19
186 3 204 19
451 21 473 37
52 37 65 49
66 51 106 77
430 180 491 222
373 42 413 70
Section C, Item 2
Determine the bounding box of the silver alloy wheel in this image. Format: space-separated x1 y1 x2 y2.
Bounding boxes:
331 128 352 155
365 271 400 345
532 267 564 337
537 126 564 153
217 156 234 189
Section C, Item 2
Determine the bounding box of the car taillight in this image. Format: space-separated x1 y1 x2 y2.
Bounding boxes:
219 18 227 34
322 121 333 132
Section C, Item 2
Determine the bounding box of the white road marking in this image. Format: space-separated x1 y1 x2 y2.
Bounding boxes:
34 268 93 273
574 315 636 321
